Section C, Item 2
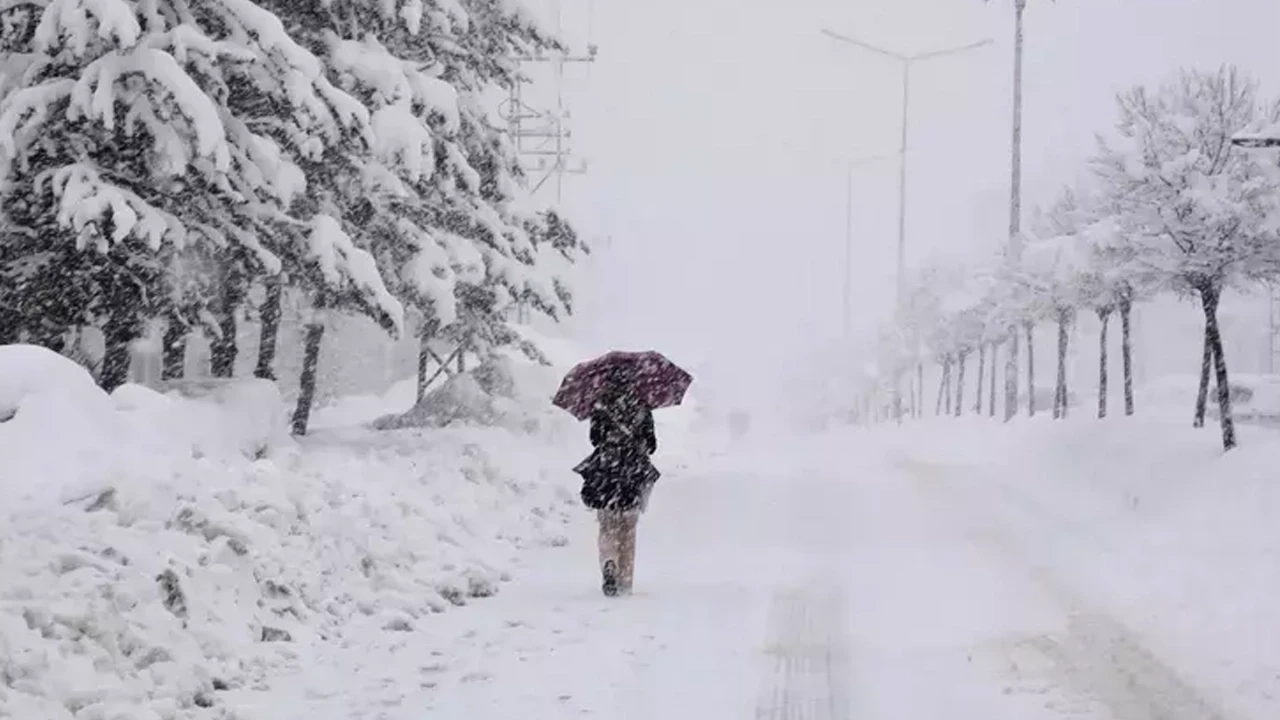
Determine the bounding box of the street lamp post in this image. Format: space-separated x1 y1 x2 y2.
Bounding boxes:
843 162 852 340
838 152 899 341
822 29 992 308
823 28 991 421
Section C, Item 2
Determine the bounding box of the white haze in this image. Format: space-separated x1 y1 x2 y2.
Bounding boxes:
522 0 1280 419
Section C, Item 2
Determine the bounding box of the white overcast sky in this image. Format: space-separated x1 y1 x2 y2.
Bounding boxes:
518 0 1280 407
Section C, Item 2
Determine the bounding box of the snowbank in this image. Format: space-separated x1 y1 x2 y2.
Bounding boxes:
0 333 603 720
0 345 121 516
371 355 540 432
151 379 292 460
0 346 294 519
0 427 582 720
876 415 1280 720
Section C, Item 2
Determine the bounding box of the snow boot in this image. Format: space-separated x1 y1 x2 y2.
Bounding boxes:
602 560 619 597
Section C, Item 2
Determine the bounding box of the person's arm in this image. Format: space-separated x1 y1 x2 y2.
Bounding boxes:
642 411 656 454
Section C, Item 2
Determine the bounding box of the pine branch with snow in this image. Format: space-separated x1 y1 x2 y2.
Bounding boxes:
0 0 398 387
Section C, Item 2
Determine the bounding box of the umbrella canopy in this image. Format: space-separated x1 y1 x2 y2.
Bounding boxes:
552 350 693 421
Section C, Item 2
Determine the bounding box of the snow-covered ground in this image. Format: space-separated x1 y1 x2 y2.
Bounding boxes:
0 338 600 720
894 415 1280 720
218 412 1280 720
4 338 1278 719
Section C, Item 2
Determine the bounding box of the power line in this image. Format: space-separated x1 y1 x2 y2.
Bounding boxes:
501 0 598 206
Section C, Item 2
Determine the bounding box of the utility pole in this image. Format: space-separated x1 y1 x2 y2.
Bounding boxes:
1264 281 1274 368
503 0 597 205
500 0 597 325
1008 0 1027 252
1002 0 1029 422
896 59 910 309
843 163 853 341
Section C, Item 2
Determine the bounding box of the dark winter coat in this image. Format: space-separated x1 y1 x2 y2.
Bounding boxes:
574 398 659 512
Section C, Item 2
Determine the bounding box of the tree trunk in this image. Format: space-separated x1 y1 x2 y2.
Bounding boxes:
955 350 968 417
417 338 430 403
975 344 986 415
100 309 138 392
254 276 282 381
210 283 243 378
1054 310 1069 420
0 307 18 345
1201 286 1236 450
1004 327 1019 422
907 369 917 419
290 315 326 436
1097 308 1111 419
415 318 439 403
162 314 187 381
989 341 999 417
1120 298 1135 417
1008 0 1026 254
937 357 952 416
1025 321 1036 417
1194 329 1211 429
916 362 924 419
29 326 68 354
893 377 904 424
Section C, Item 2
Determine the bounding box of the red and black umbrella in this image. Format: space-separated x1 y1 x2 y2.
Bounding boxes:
552 350 693 420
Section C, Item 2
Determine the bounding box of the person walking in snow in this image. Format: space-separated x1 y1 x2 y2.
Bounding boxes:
554 351 690 596
574 368 660 597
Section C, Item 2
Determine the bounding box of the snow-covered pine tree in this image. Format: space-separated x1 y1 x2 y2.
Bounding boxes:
257 0 583 384
0 0 402 392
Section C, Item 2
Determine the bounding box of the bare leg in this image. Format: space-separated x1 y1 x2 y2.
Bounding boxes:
617 511 639 593
597 511 621 595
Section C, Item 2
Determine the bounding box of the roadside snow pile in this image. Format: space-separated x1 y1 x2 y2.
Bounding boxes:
0 344 109 421
151 379 292 460
888 416 1280 720
0 340 587 720
0 347 292 517
0 345 121 515
307 377 416 431
372 355 537 432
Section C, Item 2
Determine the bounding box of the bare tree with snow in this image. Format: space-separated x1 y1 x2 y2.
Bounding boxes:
1092 66 1280 450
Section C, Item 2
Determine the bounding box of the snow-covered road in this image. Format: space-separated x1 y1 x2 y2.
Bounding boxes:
230 431 1242 720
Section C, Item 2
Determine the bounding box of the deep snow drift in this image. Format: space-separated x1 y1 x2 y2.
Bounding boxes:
0 336 637 720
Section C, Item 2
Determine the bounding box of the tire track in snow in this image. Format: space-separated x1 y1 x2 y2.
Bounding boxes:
755 585 852 720
896 454 1232 720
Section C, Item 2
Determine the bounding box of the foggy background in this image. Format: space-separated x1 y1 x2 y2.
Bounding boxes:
525 0 1280 418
